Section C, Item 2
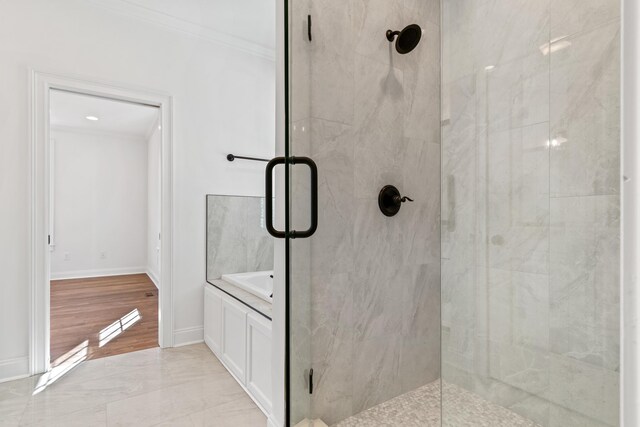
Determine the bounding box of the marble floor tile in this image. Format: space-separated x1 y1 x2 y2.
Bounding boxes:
0 344 266 427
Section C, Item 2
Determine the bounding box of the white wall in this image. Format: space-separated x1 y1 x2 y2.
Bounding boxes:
0 0 275 378
50 129 148 279
147 122 161 286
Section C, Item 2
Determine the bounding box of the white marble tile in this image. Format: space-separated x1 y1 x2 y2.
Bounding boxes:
309 119 355 276
0 376 37 427
550 0 620 39
156 398 266 427
399 336 440 393
490 341 550 397
290 0 312 123
487 124 550 275
311 273 353 360
441 0 478 83
402 23 441 143
352 265 404 343
400 263 441 341
310 337 354 425
352 0 404 66
351 336 402 413
548 354 619 426
480 54 549 133
105 374 246 426
206 195 273 281
549 195 620 371
550 21 620 197
308 0 356 125
353 54 406 198
23 405 107 427
206 196 248 280
474 0 550 67
549 404 614 427
403 0 440 28
400 140 441 266
0 345 264 427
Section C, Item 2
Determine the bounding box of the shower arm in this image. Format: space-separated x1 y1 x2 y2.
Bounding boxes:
386 30 401 41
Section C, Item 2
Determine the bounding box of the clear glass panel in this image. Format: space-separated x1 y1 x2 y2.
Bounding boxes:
441 1 621 426
287 0 442 425
206 194 273 282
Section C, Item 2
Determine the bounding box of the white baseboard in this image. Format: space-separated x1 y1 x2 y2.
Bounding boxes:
50 266 146 280
0 357 29 384
173 326 204 347
146 269 160 289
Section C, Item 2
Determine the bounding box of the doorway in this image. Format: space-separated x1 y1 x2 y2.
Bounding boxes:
30 72 174 375
48 90 160 366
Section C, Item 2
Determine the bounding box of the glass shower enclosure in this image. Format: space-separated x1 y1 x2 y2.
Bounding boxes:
280 1 621 426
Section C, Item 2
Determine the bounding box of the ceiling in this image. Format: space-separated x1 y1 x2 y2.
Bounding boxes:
50 90 160 138
110 0 276 53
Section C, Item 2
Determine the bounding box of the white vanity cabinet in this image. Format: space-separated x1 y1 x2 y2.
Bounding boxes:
203 284 272 416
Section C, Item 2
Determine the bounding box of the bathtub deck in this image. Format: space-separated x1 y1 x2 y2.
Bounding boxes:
207 279 272 319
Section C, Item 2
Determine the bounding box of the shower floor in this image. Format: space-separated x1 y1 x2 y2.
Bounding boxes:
333 381 540 427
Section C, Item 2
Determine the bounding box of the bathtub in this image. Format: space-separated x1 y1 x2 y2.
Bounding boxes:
221 270 273 303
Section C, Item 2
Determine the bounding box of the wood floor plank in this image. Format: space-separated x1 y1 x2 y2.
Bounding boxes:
50 273 159 365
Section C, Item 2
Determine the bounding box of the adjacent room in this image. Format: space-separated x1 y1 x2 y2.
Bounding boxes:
48 90 161 365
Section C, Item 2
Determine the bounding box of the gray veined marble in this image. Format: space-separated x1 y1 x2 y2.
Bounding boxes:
550 21 620 198
287 0 621 425
441 1 620 426
206 195 274 282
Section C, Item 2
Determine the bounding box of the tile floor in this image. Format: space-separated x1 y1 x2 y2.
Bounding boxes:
334 381 540 427
0 344 266 427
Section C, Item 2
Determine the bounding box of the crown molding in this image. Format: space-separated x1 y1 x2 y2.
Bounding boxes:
88 0 276 61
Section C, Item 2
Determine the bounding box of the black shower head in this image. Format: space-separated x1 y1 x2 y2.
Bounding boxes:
386 24 422 54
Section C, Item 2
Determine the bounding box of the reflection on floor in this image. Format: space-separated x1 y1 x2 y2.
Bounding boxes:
50 274 159 364
0 344 266 426
334 381 540 427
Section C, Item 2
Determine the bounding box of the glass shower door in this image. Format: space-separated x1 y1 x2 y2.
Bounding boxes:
440 1 621 426
285 0 442 425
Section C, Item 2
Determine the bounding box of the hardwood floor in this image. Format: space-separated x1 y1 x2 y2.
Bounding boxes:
50 274 158 365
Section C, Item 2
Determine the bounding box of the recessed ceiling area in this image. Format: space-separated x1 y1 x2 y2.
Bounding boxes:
50 90 160 138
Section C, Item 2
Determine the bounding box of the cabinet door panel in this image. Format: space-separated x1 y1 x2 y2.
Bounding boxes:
222 297 247 382
246 312 272 412
204 286 222 355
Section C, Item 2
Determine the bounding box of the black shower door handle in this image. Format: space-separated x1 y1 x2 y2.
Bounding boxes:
290 156 318 239
265 157 286 238
265 156 318 239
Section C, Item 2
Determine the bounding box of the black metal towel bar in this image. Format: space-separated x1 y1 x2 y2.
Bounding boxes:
227 154 270 163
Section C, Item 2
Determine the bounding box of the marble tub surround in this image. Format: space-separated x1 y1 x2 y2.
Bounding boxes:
206 195 273 281
288 0 441 425
207 280 272 320
441 0 620 426
0 344 266 427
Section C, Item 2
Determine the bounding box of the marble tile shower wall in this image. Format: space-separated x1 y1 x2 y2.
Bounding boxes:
289 0 441 425
206 195 273 281
441 1 620 426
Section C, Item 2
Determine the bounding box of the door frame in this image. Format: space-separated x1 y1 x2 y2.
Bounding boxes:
28 70 175 374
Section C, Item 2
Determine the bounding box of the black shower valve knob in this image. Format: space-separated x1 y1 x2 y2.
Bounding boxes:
378 185 414 217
